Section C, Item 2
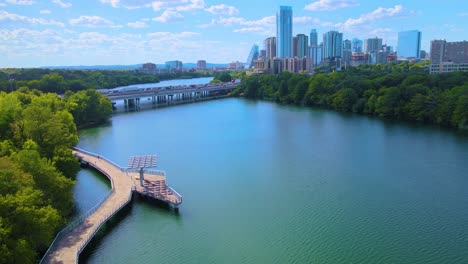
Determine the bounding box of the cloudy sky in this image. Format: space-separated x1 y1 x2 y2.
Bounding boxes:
1 0 467 67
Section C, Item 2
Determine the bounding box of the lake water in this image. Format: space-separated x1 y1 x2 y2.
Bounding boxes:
74 97 468 263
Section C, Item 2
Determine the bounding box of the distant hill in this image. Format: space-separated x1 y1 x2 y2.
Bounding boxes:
41 62 229 70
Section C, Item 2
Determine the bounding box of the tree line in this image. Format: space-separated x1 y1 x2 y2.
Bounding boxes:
0 69 213 94
233 63 468 130
0 87 112 263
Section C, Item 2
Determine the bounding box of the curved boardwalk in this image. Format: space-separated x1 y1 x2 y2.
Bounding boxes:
41 150 133 264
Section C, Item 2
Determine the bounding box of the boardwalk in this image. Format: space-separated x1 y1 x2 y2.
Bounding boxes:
41 148 182 264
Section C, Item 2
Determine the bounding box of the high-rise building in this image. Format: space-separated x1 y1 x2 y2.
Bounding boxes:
196 60 206 70
323 30 343 60
293 36 298 57
310 29 318 47
246 44 259 69
351 38 363 53
430 40 468 64
364 38 382 53
276 6 293 58
165 60 183 71
296 34 309 58
260 50 266 58
343 39 352 67
397 30 421 59
265 37 276 58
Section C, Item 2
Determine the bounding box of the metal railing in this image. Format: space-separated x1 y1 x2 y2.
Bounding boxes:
75 187 134 263
40 148 129 264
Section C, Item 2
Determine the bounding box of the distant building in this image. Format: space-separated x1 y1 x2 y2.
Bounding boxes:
350 53 369 66
165 60 183 71
197 60 206 70
246 44 259 69
276 6 293 58
428 62 468 74
364 37 382 53
310 29 318 46
323 30 343 61
430 40 468 64
265 37 277 59
229 61 244 70
397 30 422 59
420 50 427 59
259 50 266 58
343 39 352 67
296 34 309 58
139 63 157 74
293 36 298 57
352 38 363 53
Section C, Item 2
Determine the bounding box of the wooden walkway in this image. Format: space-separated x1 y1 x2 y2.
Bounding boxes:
40 148 182 264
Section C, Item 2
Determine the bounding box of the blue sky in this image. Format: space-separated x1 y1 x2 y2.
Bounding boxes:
1 0 467 67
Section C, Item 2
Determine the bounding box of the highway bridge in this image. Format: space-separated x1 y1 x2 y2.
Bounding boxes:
104 82 240 108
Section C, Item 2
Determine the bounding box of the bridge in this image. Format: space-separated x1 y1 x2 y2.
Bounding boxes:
104 82 240 108
40 148 181 264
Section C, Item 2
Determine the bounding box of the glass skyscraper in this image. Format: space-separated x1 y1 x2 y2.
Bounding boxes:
323 30 343 59
276 6 293 58
398 30 421 59
310 29 318 47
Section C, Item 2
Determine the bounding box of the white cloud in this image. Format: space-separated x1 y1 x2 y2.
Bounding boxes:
335 5 409 29
0 10 64 26
6 0 35 5
205 4 238 15
201 16 274 27
128 20 147 28
233 27 270 35
305 0 358 11
458 12 468 17
153 10 184 23
69 15 120 28
0 3 5 6
99 0 205 12
40 10 52 14
52 0 72 8
99 0 152 9
147 31 199 39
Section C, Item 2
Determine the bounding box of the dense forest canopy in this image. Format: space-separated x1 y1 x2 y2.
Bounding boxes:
0 87 112 263
0 68 212 94
233 63 468 130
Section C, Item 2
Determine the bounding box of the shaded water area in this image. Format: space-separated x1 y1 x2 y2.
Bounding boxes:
74 98 468 264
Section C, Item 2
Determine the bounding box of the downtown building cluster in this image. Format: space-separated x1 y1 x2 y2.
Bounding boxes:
251 5 467 75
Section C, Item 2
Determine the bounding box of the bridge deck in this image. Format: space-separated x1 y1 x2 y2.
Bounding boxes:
41 149 182 263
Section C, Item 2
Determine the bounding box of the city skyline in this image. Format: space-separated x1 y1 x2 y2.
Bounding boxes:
1 0 467 68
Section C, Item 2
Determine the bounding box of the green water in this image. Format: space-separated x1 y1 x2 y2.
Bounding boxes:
75 98 468 264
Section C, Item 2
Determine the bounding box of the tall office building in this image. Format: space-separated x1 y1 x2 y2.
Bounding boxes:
364 37 382 53
397 30 421 59
323 30 343 59
276 6 293 58
246 44 259 69
293 36 298 57
196 60 206 70
310 29 318 47
265 37 276 59
352 38 363 53
343 39 352 67
296 34 309 58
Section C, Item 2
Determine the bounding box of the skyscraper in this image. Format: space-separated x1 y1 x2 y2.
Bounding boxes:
265 37 276 59
296 34 309 58
343 39 352 67
276 6 293 58
397 30 421 59
364 38 382 53
351 38 363 53
293 36 298 57
323 30 343 60
310 29 318 47
246 44 259 69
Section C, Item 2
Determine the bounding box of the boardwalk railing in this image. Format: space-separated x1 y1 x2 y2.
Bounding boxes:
71 147 125 171
39 148 129 264
75 186 135 263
